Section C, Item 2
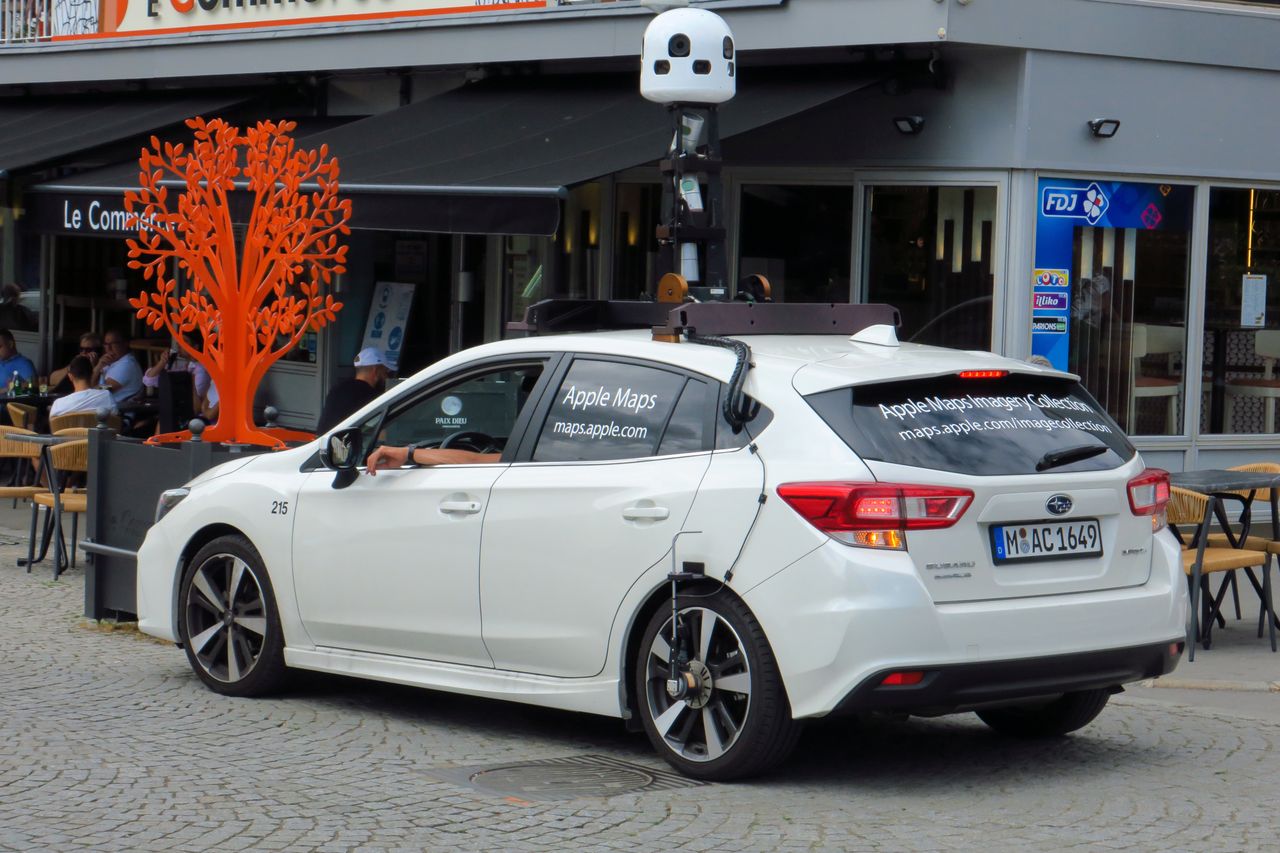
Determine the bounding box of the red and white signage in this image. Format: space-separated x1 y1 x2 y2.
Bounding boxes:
57 0 546 41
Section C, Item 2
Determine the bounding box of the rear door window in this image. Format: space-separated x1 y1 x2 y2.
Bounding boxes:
806 374 1136 476
532 358 689 462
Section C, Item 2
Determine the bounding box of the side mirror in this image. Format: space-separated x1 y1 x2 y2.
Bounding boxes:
320 428 363 489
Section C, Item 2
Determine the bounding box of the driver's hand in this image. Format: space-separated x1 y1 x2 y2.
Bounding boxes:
364 445 409 476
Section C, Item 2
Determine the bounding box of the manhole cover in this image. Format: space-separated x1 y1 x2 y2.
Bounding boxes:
430 754 707 801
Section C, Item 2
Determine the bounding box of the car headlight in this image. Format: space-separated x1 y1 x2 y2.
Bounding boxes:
155 488 190 524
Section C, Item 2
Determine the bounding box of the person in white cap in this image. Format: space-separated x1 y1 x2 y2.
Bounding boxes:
316 346 390 433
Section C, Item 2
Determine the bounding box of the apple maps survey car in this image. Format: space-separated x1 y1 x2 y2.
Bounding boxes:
137 301 1186 781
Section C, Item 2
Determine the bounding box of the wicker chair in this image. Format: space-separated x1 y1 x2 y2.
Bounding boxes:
1204 462 1280 644
1168 485 1275 657
6 402 35 431
48 411 120 433
31 439 88 577
0 426 44 507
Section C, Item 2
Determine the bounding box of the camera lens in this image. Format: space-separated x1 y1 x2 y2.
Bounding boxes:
654 60 671 75
723 37 734 59
668 34 691 58
693 60 711 75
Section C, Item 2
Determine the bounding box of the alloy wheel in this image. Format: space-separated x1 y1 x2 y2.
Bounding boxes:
642 606 753 762
184 552 270 684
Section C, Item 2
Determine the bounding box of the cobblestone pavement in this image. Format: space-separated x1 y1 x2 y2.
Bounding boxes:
3 539 1279 852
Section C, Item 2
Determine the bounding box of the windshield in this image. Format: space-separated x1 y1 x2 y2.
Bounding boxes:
806 374 1136 476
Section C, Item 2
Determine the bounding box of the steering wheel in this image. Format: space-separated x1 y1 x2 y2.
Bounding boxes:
439 430 500 454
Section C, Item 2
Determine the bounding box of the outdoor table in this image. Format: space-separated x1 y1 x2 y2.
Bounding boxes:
10 432 78 576
1169 469 1280 656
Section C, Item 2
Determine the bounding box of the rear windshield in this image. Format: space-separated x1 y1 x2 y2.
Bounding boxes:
805 374 1136 476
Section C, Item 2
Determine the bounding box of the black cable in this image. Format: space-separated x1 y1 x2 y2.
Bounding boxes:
723 442 766 584
686 332 760 432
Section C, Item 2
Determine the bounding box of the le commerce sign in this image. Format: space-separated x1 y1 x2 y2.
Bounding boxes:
53 0 545 41
27 193 166 237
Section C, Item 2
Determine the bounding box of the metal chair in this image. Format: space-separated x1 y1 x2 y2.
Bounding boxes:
31 439 88 577
1168 486 1275 658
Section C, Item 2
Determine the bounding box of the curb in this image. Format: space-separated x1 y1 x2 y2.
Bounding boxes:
1137 677 1280 692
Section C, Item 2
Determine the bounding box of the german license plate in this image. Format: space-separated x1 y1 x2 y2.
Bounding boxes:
991 519 1102 563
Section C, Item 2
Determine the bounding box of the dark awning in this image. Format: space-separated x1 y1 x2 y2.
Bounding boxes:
0 92 250 175
28 71 877 237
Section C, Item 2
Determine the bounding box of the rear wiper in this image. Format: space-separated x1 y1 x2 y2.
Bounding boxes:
1036 443 1108 472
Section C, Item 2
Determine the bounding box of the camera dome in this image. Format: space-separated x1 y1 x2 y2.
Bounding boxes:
640 8 736 105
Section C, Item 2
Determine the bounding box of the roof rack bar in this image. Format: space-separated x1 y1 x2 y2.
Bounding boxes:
507 299 901 339
658 302 901 337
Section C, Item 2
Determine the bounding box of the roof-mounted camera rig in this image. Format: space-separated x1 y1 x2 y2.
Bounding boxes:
641 5 736 303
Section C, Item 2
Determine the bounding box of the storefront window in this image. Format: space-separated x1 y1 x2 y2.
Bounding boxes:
560 182 602 300
613 183 662 300
1205 187 1280 434
504 235 553 324
863 184 997 350
1032 179 1193 436
738 185 852 302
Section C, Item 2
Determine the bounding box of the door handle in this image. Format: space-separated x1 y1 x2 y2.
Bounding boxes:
623 506 670 521
439 500 482 515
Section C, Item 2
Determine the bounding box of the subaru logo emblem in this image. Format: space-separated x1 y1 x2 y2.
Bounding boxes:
1046 494 1073 516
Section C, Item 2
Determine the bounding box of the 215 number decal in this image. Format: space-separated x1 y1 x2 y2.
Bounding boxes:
271 500 289 515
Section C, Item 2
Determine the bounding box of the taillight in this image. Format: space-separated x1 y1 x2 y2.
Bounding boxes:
1128 468 1170 532
958 370 1008 379
776 482 974 549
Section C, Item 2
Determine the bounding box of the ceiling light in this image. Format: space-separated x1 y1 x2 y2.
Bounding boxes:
893 115 925 135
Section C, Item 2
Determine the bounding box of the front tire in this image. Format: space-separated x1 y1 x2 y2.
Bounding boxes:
635 591 800 781
975 688 1111 737
179 534 287 697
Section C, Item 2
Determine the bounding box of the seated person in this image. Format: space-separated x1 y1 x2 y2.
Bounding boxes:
364 442 499 474
50 332 103 394
0 327 36 392
200 382 219 423
0 284 36 332
143 349 212 404
91 329 143 405
49 356 117 418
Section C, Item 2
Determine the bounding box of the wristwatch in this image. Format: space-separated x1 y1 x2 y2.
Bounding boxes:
404 441 429 467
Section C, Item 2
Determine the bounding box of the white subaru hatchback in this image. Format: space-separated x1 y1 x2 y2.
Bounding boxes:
136 302 1186 781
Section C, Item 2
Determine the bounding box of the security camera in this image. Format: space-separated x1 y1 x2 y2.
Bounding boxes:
641 8 736 105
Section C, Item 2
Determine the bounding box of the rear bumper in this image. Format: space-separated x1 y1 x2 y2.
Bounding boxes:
831 640 1183 716
743 530 1187 719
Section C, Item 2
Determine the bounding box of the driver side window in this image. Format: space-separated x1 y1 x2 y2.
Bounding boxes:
368 362 546 458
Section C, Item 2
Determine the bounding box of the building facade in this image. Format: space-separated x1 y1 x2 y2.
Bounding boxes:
3 0 1280 471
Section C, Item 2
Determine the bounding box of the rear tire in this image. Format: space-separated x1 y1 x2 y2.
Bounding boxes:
975 688 1111 737
634 591 800 781
179 534 287 697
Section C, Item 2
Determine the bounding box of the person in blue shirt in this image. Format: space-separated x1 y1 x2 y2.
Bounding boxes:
0 328 36 392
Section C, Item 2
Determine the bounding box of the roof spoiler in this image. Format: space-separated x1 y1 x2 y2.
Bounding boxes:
507 299 902 340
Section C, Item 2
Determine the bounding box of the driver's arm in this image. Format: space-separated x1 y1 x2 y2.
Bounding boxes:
364 444 500 475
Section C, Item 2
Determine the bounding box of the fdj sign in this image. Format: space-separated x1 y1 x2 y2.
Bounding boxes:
1041 183 1110 225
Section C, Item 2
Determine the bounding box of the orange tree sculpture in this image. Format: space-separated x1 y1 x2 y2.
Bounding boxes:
126 117 350 448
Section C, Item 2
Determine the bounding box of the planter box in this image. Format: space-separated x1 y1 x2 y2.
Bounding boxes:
84 431 267 620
